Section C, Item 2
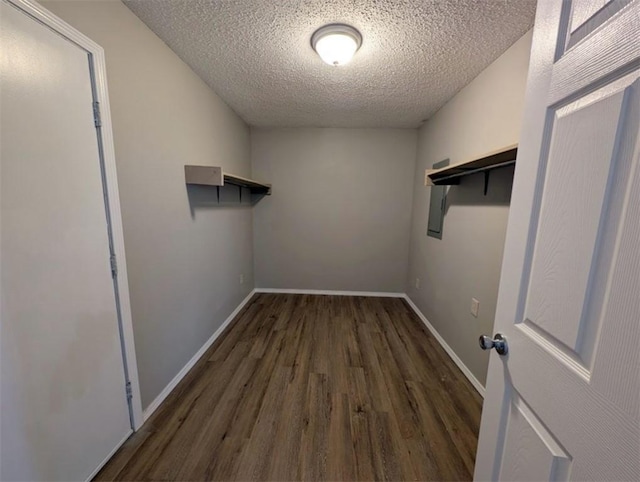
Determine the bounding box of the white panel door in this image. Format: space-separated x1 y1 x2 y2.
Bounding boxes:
0 1 132 480
475 0 640 480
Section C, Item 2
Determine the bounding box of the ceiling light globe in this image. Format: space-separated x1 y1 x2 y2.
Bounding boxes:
312 24 362 66
315 33 357 66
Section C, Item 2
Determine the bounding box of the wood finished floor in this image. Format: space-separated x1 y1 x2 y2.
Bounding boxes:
96 294 483 481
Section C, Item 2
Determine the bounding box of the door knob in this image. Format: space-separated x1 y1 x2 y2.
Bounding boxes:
479 333 508 355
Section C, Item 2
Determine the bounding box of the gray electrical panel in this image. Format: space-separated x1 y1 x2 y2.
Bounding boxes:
427 159 449 239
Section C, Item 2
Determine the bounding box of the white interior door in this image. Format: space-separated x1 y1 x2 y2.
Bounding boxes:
1 1 132 480
475 0 640 480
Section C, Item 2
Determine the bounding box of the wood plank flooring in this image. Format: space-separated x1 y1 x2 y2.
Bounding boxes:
96 294 483 481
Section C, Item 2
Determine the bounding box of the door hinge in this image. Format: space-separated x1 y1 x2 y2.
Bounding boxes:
125 381 133 401
93 101 102 128
110 254 118 278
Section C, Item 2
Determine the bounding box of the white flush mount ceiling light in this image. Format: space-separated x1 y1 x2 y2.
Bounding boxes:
311 24 362 66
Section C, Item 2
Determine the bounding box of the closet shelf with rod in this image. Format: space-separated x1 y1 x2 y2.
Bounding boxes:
185 165 271 195
425 144 518 195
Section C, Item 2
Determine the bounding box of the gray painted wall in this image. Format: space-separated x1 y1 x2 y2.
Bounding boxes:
406 30 533 386
42 0 254 409
252 128 416 292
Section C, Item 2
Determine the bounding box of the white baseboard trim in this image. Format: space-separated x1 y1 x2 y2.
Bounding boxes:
142 289 257 422
86 429 132 482
257 288 484 397
255 288 406 298
141 287 483 425
402 294 486 398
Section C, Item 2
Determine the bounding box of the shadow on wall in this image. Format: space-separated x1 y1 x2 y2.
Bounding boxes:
445 165 515 212
186 184 266 219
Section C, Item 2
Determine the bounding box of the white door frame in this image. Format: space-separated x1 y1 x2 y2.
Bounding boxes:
6 0 144 430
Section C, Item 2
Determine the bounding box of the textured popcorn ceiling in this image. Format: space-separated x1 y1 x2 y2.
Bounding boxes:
124 0 536 128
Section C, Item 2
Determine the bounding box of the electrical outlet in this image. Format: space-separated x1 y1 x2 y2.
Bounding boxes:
239 274 244 285
471 298 479 318
415 278 420 289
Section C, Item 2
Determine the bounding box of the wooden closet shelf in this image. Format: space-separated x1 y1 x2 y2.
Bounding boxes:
185 165 271 195
425 144 518 187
